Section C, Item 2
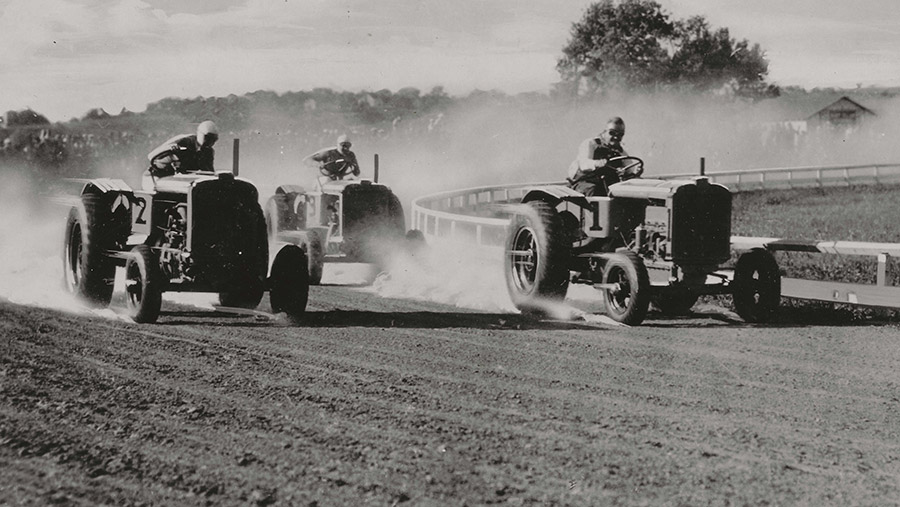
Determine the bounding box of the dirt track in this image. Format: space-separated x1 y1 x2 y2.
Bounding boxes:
3 286 900 506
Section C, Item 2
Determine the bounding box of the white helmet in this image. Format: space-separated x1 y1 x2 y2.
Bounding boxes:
197 120 218 145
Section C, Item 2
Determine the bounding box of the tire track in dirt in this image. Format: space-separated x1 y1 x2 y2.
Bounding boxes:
5 288 900 505
107 291 900 489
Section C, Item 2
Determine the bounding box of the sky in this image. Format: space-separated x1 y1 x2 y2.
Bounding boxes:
1 0 899 122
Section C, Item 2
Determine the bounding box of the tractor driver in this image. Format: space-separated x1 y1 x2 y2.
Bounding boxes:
146 120 219 181
304 134 360 181
567 117 629 197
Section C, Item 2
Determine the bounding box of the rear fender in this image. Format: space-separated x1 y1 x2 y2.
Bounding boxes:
79 179 135 217
81 179 135 247
65 179 134 263
520 186 606 240
521 186 588 209
80 178 133 196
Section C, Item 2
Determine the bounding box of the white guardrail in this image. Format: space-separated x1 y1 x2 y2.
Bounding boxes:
666 162 900 192
410 163 900 309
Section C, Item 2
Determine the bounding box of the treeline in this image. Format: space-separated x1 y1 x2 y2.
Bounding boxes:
143 86 458 129
0 86 462 180
0 86 521 173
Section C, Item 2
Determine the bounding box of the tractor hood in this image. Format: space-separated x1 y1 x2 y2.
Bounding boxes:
320 178 389 195
608 177 729 200
153 172 252 195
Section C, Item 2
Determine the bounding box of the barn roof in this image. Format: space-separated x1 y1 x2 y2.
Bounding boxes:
807 96 876 120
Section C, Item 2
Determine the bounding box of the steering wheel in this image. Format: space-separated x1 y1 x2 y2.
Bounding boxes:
320 158 352 179
607 155 644 180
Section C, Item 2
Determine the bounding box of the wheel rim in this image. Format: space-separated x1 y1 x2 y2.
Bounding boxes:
747 269 763 305
509 226 538 293
125 258 144 309
606 265 632 314
65 223 83 292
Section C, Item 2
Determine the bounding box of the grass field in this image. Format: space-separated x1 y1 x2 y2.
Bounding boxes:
732 184 900 242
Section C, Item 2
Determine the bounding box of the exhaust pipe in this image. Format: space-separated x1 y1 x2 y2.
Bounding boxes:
374 153 379 183
232 138 240 176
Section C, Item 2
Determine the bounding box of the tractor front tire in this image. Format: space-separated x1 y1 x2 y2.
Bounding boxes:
124 245 163 324
600 252 650 326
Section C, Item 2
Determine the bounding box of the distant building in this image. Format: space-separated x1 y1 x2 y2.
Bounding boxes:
755 92 891 149
759 92 885 130
807 96 876 128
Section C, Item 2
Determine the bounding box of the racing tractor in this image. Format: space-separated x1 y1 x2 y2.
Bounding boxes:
62 171 310 324
264 163 419 285
504 156 780 326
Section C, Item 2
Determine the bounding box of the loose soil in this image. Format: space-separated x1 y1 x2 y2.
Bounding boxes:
3 287 900 506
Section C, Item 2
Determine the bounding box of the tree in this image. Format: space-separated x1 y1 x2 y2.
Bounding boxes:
82 108 111 121
4 108 50 126
557 0 673 95
668 16 775 99
557 0 776 99
421 86 452 111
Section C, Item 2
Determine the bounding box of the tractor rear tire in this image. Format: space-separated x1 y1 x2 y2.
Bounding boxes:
600 252 650 326
124 245 163 324
504 201 570 314
732 248 781 323
62 195 122 307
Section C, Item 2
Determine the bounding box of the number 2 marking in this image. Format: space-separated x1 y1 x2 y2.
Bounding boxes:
134 197 148 225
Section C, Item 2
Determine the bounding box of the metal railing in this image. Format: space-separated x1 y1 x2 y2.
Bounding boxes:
410 181 562 248
666 162 900 192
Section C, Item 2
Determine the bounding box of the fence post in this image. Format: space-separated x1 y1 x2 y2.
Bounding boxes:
877 253 889 287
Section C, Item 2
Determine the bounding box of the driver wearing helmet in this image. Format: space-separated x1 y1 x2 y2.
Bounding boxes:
147 120 219 179
567 117 629 197
304 134 360 181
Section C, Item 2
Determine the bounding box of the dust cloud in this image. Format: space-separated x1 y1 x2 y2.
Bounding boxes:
371 240 515 313
0 167 91 315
